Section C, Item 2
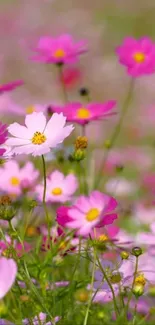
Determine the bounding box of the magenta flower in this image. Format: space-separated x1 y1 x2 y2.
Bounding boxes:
32 34 87 65
0 257 17 299
0 80 24 94
36 170 78 203
51 101 116 125
116 37 155 77
57 191 118 236
0 122 8 157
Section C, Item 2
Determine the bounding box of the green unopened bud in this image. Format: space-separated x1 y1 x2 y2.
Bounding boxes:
29 199 38 209
132 247 143 257
74 289 89 302
133 284 144 297
150 307 155 315
121 251 129 260
72 149 85 161
97 311 105 319
116 164 124 173
0 301 7 317
110 272 122 284
2 246 17 259
0 205 16 221
104 140 111 149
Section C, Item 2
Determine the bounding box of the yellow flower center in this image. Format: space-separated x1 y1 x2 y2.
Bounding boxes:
54 49 65 58
59 240 67 250
26 106 35 114
10 177 20 186
86 208 100 222
133 52 145 63
98 234 108 242
76 107 90 119
135 274 146 286
31 132 46 145
51 187 63 196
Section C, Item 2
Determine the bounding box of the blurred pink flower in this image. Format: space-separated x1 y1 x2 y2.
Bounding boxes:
57 191 118 236
116 37 155 77
0 257 17 299
133 203 155 225
0 121 8 157
0 80 24 94
36 170 78 203
0 160 39 196
6 112 74 156
32 34 87 64
59 67 82 89
51 101 116 125
136 222 155 246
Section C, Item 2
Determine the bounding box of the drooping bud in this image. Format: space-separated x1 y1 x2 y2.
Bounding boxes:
121 251 129 260
75 136 88 150
132 247 143 257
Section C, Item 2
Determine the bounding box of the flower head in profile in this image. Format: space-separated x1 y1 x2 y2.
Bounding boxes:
51 101 116 125
57 191 118 236
6 112 74 156
0 160 39 196
0 257 17 299
116 37 155 77
32 34 87 65
36 170 78 203
0 122 8 157
0 80 24 95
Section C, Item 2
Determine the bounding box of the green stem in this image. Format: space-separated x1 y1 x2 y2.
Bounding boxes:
58 64 68 103
94 78 135 189
126 256 139 316
96 255 119 318
41 155 51 243
83 246 97 325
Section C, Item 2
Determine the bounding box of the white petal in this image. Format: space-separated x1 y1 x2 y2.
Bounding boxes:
25 112 47 133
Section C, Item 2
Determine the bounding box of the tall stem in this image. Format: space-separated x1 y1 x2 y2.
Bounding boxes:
41 155 51 242
83 246 97 325
126 256 139 316
94 78 135 189
96 255 119 317
58 64 68 103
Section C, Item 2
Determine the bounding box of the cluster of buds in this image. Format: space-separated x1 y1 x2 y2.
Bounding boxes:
69 136 88 162
0 195 16 221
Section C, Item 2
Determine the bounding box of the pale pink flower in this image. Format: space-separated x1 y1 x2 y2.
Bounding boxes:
105 177 137 197
6 112 74 156
36 170 78 203
0 257 17 299
0 160 39 196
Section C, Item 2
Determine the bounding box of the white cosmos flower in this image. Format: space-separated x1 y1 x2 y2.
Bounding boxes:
5 112 74 156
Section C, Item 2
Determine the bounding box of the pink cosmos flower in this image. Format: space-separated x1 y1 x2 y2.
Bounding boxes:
0 121 8 157
57 191 118 236
136 222 155 246
32 34 87 65
0 80 24 94
59 67 82 89
51 101 116 125
36 170 78 203
6 112 74 156
0 257 17 299
116 37 155 77
0 160 39 196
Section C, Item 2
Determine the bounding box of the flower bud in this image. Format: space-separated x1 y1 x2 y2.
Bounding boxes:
0 205 16 221
132 247 143 257
121 251 129 260
74 289 89 302
104 140 111 149
149 286 155 297
110 272 122 284
75 136 88 150
133 284 144 297
79 87 89 97
116 165 124 173
72 149 85 162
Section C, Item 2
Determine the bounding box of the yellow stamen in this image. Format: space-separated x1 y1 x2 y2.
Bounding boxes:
31 132 46 145
51 187 62 196
98 234 108 242
26 106 35 114
10 177 20 186
76 107 90 119
133 52 145 63
135 274 146 286
54 49 65 58
86 208 100 222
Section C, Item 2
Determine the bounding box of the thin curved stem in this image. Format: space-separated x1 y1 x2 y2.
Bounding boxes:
94 78 135 189
58 64 68 103
125 256 139 316
41 155 51 242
